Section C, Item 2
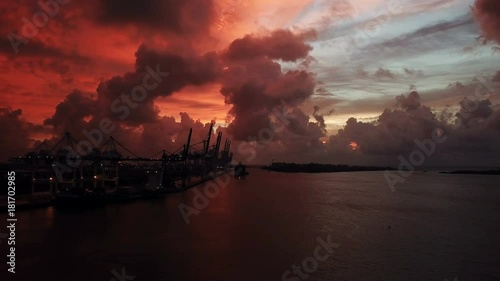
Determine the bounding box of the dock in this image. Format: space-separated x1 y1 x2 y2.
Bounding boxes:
1 123 234 211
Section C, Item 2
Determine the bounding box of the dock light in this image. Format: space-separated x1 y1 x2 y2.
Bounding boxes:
94 176 97 179
50 177 53 181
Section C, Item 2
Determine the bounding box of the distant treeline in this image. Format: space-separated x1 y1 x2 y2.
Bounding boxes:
440 170 500 175
261 162 395 173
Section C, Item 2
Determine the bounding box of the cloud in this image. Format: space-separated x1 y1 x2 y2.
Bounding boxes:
349 14 477 63
2 0 500 167
95 44 222 124
312 105 334 133
329 91 440 155
43 90 98 136
473 0 500 44
95 0 216 37
374 15 474 50
220 30 319 141
222 29 316 62
374 67 396 80
404 68 424 79
324 90 500 166
447 81 465 90
11 29 327 162
493 70 500 82
456 97 493 128
354 67 424 81
396 91 422 111
0 107 48 161
35 40 225 155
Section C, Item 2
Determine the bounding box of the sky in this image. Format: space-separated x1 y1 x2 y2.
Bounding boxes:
1 0 500 166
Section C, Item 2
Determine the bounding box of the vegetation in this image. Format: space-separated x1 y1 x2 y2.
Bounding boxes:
261 162 395 173
440 170 500 175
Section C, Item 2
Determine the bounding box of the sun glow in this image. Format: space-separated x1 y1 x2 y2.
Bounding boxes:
349 141 359 151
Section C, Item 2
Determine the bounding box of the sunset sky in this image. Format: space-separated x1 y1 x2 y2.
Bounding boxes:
1 0 500 165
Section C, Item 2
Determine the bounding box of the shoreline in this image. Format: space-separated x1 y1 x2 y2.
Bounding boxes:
439 170 500 175
261 163 396 174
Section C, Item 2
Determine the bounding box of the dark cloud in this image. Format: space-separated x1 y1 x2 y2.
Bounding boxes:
493 70 500 82
313 105 334 134
220 30 317 140
315 86 334 97
223 29 316 62
95 44 221 124
473 0 500 44
96 0 216 36
35 41 224 156
447 81 465 89
396 91 422 111
43 90 98 136
4 9 500 168
18 29 325 162
137 113 215 156
374 67 396 80
325 91 500 166
456 98 493 128
0 107 47 161
329 92 440 156
439 98 500 158
0 38 90 64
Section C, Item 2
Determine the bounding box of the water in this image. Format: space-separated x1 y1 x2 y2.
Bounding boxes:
3 168 500 281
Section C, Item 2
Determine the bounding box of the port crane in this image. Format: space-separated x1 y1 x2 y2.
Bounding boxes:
9 124 233 196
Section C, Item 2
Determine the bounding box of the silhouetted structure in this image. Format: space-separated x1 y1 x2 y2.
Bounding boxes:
7 124 233 208
234 162 248 179
262 162 395 173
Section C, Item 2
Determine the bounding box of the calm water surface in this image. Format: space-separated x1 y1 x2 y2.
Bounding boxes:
3 168 500 281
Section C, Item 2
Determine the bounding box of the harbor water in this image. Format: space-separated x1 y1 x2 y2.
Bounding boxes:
2 168 500 281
